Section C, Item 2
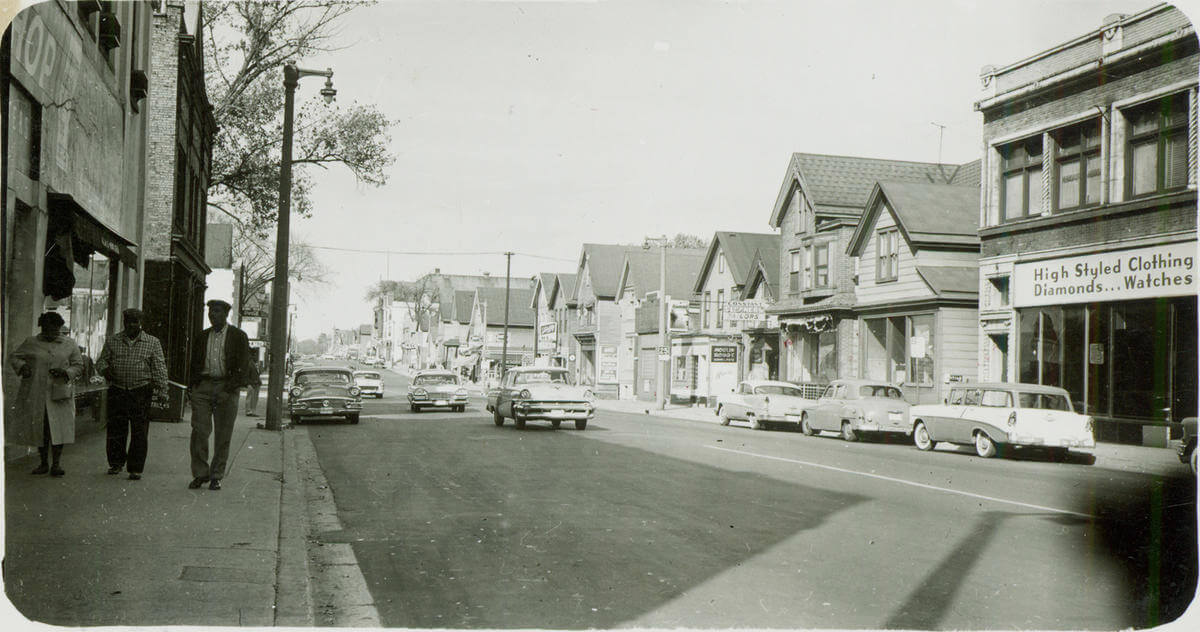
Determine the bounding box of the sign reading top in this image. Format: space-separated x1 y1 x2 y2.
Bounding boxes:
1014 242 1197 308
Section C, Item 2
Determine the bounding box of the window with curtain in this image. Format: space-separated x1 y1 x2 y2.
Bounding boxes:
999 136 1044 222
876 229 899 282
1126 92 1190 198
813 243 829 288
716 289 725 328
1053 118 1102 211
789 251 800 292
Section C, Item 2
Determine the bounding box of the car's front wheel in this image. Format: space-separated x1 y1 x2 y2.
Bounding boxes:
913 421 934 451
575 419 588 430
551 420 562 429
749 413 765 430
493 409 504 426
718 406 731 426
800 412 815 436
410 404 420 413
514 415 526 429
974 431 998 458
290 414 302 425
348 414 360 425
841 421 858 442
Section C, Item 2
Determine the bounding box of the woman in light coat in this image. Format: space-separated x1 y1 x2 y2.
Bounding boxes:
7 312 84 476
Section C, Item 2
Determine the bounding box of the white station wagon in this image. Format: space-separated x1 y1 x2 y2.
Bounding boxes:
909 383 1095 459
716 380 816 430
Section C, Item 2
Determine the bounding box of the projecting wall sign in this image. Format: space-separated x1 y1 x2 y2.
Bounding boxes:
1013 241 1197 308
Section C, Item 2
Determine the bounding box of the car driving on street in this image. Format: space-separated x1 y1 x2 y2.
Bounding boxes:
289 366 363 424
909 383 1095 459
407 369 468 412
353 370 385 398
716 380 817 430
801 378 911 441
487 366 595 429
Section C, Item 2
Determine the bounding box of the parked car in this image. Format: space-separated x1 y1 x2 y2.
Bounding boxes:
802 378 910 441
353 370 385 398
908 383 1095 459
1176 417 1197 474
408 369 468 412
289 366 362 424
716 380 817 430
487 366 594 430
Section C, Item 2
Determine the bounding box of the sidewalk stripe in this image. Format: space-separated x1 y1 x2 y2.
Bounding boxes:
705 445 1096 519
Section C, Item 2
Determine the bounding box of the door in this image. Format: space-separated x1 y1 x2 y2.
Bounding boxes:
724 382 748 419
925 387 965 442
811 383 843 430
499 374 516 417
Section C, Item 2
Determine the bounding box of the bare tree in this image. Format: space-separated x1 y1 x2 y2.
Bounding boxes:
235 227 329 314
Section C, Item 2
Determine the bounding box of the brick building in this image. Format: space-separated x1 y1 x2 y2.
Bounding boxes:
3 1 153 438
974 4 1198 446
140 0 214 389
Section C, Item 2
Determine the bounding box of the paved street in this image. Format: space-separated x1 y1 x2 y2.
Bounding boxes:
299 367 1197 630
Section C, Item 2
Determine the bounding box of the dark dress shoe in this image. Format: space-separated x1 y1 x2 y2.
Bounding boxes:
107 466 122 475
209 479 222 491
31 463 49 475
188 477 208 489
50 465 65 477
128 473 142 480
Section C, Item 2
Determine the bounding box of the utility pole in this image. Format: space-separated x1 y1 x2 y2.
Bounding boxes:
501 252 513 378
643 235 669 410
533 283 540 361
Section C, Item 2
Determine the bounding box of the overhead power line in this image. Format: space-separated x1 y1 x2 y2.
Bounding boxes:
305 244 575 263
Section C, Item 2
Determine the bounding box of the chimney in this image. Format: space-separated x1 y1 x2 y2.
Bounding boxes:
483 271 490 277
434 267 440 274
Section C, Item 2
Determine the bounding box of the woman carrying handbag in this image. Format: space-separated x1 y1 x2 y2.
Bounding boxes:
7 312 84 476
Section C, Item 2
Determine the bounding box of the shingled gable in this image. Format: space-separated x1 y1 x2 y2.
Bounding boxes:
474 287 536 327
574 243 639 301
531 272 568 309
692 231 779 294
547 273 578 309
740 245 781 300
848 181 981 257
615 249 707 299
768 153 982 228
453 290 476 324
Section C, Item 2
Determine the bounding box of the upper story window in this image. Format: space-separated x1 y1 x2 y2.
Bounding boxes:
1053 118 1101 211
876 229 899 282
1125 92 1190 198
988 276 1010 308
702 291 711 328
716 289 725 328
718 252 725 274
1000 136 1043 222
793 189 810 235
789 251 800 293
812 243 830 288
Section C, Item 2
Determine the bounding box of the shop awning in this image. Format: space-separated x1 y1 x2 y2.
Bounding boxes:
48 192 137 267
915 265 980 299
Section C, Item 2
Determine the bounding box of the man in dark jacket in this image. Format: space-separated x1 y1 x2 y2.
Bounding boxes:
187 299 252 490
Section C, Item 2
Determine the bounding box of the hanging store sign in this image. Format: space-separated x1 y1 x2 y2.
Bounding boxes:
1013 241 1197 308
539 322 557 345
723 300 766 324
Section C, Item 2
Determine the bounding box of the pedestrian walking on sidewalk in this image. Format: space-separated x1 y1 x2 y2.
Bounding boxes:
186 299 252 491
244 359 262 417
95 309 168 480
6 312 84 476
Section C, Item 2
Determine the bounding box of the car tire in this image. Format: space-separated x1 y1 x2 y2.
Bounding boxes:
718 406 731 426
575 419 587 430
551 420 562 429
800 412 815 436
455 405 465 413
377 393 383 399
410 405 420 413
913 421 934 451
749 414 764 430
514 415 526 429
348 414 360 425
841 421 858 442
974 431 998 458
290 415 302 425
493 409 504 426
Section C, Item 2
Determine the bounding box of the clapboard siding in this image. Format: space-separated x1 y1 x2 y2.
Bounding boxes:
857 210 935 304
940 307 980 381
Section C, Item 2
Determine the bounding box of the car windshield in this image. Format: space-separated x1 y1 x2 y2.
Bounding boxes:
860 385 903 399
297 371 350 386
513 371 571 385
756 385 804 397
414 374 457 386
354 372 381 380
1017 392 1073 411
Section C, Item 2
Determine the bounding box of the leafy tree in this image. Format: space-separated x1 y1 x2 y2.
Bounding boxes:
670 233 709 249
204 1 395 234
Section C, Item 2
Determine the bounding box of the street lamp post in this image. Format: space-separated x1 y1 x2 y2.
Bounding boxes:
264 62 336 431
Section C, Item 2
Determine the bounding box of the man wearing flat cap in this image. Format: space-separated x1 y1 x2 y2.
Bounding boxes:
187 299 252 490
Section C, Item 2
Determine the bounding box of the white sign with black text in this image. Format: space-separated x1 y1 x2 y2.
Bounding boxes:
1013 241 1197 308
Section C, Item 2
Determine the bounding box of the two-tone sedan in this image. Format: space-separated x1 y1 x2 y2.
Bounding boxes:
909 383 1095 459
289 366 362 424
716 380 817 430
486 366 595 430
802 378 911 441
407 369 468 412
353 370 385 398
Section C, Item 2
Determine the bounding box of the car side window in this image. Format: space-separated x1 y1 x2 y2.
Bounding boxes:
948 389 964 405
980 390 1012 407
963 389 982 406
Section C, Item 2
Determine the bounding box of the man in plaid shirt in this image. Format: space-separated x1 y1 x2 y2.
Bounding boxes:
96 308 168 480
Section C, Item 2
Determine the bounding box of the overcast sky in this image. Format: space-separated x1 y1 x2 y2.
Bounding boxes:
288 0 1176 339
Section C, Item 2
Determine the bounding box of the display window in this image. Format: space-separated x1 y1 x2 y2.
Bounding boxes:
863 314 934 386
45 252 114 388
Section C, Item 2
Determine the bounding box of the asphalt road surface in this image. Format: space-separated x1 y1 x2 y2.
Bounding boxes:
302 367 1196 629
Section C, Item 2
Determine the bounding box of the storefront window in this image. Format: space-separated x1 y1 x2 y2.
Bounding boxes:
48 252 114 386
864 318 888 382
908 314 934 386
864 315 934 385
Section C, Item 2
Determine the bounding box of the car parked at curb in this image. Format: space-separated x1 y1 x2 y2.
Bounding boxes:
407 369 468 412
487 366 595 430
802 378 910 441
908 383 1095 459
716 380 817 430
289 366 362 424
1176 417 1197 474
353 370 385 398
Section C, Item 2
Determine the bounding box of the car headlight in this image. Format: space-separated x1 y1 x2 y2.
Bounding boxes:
456 388 468 396
1084 415 1094 433
583 389 594 401
290 387 302 398
412 388 427 396
519 389 532 400
349 386 361 397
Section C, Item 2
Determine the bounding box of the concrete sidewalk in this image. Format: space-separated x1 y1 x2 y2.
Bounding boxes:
1 404 312 627
593 398 1193 478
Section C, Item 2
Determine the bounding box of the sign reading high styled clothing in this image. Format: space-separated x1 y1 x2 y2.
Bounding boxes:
1013 242 1197 308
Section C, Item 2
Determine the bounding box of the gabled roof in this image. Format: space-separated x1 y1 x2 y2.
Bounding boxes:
915 266 980 299
575 244 640 300
849 181 981 255
693 232 779 294
548 273 578 309
769 153 981 228
475 287 536 327
532 272 570 309
454 290 476 324
616 249 707 300
740 246 781 300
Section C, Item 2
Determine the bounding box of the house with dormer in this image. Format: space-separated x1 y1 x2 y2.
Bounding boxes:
847 180 981 404
571 244 640 397
767 153 980 387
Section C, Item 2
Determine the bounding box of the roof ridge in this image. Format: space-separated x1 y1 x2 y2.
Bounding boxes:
793 151 975 169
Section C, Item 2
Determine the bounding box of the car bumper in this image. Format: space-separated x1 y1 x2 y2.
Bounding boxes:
409 395 468 407
290 403 361 417
513 401 595 420
1177 440 1195 463
759 413 806 423
851 418 910 433
1007 434 1096 449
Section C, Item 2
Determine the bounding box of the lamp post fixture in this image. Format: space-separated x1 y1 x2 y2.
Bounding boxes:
264 62 336 431
644 235 669 410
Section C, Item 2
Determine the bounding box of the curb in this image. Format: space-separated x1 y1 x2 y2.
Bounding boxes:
274 427 314 626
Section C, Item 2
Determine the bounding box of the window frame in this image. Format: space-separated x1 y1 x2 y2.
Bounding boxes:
1124 92 1190 199
876 229 899 283
812 243 830 288
789 251 800 293
1052 118 1102 212
716 289 725 328
998 135 1044 223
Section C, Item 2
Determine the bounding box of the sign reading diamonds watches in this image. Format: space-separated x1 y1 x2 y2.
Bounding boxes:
1014 241 1197 307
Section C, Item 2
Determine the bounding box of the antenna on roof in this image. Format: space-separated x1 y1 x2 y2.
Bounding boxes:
931 122 946 165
